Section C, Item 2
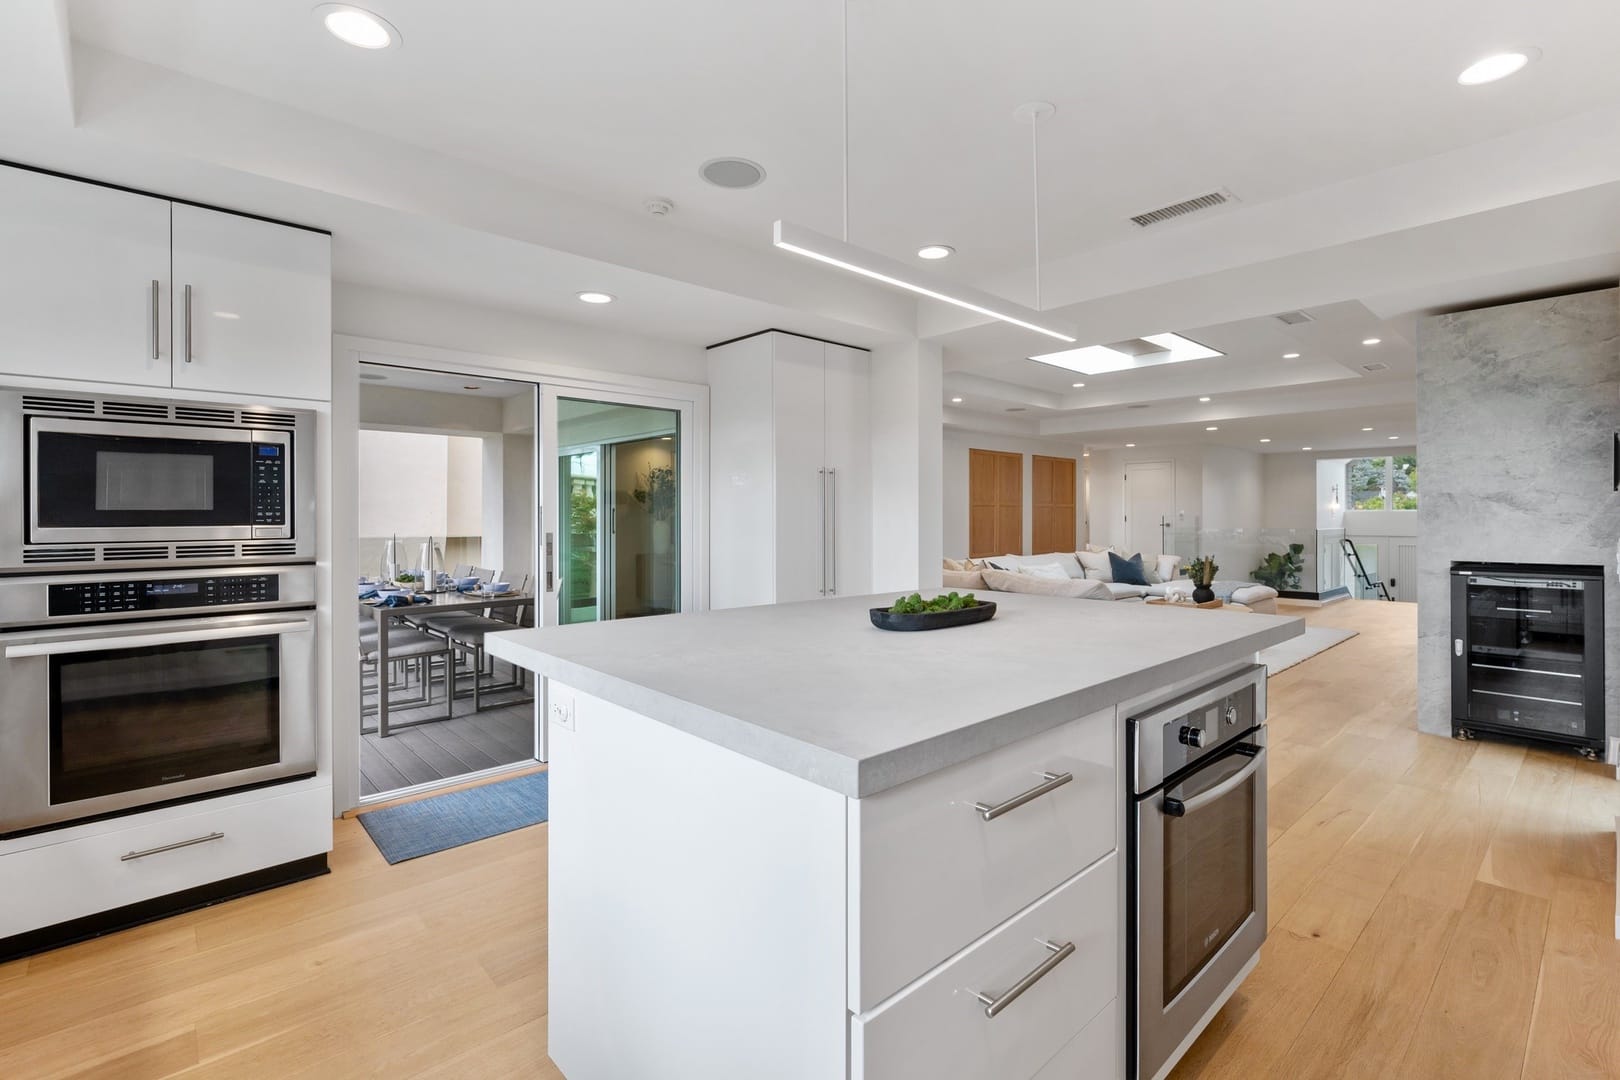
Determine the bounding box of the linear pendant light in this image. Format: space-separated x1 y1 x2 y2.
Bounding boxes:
770 1 1076 345
773 221 1078 342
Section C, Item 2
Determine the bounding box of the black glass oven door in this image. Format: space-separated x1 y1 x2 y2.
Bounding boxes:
49 635 280 804
32 428 255 531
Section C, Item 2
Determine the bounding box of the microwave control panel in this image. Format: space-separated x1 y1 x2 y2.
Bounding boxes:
251 442 287 526
49 575 280 616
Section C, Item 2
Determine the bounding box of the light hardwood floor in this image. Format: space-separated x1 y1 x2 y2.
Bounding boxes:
1 600 1616 1078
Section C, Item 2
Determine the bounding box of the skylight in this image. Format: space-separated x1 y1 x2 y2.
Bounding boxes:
1029 332 1223 376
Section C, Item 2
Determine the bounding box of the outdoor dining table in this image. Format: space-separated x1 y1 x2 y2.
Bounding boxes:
360 589 533 737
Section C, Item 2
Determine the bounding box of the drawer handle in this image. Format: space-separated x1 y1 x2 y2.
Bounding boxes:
121 831 225 862
972 939 1075 1018
973 771 1072 821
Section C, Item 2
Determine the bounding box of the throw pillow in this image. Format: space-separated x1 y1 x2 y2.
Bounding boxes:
1108 551 1151 587
1021 563 1071 581
942 568 987 590
943 557 966 571
982 555 1022 571
1156 554 1183 583
980 568 1113 600
1075 549 1114 582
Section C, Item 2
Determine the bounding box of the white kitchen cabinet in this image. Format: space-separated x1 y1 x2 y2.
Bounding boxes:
171 203 331 401
0 166 172 389
0 163 331 401
709 330 872 607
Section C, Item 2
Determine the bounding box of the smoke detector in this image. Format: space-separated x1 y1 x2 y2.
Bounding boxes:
644 197 675 217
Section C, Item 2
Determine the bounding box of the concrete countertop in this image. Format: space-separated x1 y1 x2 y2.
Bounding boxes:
486 593 1304 798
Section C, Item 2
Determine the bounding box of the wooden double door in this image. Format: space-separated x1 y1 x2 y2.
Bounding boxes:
968 450 1077 558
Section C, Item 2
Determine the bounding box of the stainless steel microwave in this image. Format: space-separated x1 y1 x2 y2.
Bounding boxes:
0 388 313 570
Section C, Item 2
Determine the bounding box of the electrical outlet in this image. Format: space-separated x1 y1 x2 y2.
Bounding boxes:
549 691 576 732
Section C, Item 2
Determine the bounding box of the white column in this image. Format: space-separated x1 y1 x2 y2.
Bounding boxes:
869 340 943 592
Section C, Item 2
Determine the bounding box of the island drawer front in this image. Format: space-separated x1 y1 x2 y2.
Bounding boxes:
0 782 331 939
851 853 1118 1080
848 706 1117 1010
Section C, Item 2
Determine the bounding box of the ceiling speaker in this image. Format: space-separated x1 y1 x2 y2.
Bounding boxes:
700 158 766 189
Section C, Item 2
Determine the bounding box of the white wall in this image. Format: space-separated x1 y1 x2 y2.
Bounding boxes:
871 341 943 591
941 431 1091 557
335 283 708 385
1200 447 1263 531
1262 453 1318 530
358 430 449 536
446 436 482 536
1087 445 1206 550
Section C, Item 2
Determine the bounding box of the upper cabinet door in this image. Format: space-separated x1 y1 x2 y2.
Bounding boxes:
0 166 172 388
171 204 331 401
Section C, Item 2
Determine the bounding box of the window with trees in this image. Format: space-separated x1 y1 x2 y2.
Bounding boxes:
1345 455 1417 510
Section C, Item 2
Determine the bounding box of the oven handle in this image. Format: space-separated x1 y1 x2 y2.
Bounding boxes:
1162 745 1264 818
4 620 312 658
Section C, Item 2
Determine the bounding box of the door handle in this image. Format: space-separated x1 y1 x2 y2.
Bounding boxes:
972 939 1075 1018
183 284 193 363
151 279 161 360
544 532 555 593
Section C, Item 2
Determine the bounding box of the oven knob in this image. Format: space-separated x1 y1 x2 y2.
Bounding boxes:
1178 725 1204 748
1225 705 1239 727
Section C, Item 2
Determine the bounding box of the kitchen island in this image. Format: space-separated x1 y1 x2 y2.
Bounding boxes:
486 592 1302 1080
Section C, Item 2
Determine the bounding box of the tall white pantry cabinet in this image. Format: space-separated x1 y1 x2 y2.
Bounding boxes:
708 330 872 608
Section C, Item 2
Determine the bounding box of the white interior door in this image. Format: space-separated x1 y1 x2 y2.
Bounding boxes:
1124 461 1175 558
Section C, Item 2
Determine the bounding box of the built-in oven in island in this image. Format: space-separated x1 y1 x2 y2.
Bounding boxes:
0 387 313 571
0 565 317 838
1129 665 1268 1080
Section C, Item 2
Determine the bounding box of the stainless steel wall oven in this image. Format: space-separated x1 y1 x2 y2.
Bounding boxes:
1129 665 1268 1080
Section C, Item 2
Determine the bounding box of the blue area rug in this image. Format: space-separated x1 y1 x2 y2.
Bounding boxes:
359 771 549 864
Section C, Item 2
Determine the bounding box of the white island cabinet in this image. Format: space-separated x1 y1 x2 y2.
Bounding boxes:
486 593 1302 1080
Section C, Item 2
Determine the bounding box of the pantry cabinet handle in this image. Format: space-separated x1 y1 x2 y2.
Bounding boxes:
818 468 828 596
121 831 225 862
183 283 193 363
828 467 837 595
973 770 1072 821
973 939 1074 1018
151 279 160 360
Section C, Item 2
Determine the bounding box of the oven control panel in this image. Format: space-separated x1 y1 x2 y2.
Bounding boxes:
49 575 280 616
251 443 287 526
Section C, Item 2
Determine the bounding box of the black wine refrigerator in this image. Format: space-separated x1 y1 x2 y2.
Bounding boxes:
1451 561 1605 757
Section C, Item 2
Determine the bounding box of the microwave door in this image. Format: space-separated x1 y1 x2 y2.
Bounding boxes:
27 417 288 546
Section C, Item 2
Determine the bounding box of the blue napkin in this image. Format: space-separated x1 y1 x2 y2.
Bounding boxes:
359 585 380 599
379 593 425 607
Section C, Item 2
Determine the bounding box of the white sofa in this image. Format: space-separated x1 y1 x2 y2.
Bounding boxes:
943 551 1280 614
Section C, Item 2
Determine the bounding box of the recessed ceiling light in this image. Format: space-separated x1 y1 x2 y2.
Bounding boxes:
950 397 963 403
1205 426 1220 432
1302 446 1313 451
1458 50 1536 86
576 291 616 304
1259 438 1271 443
1082 451 1090 458
660 436 673 441
1199 396 1211 403
1125 443 1136 448
1362 426 1374 431
917 244 954 260
701 158 767 189
315 4 399 49
1071 382 1085 388
1282 352 1301 359
1362 337 1382 346
1388 435 1400 440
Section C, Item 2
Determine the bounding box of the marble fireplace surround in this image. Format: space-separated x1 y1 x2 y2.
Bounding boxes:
1416 285 1620 743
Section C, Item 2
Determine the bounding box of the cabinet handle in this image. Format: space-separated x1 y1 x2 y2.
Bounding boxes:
183 283 193 363
150 280 160 360
972 939 1075 1018
121 831 225 862
828 467 838 595
818 468 828 596
973 770 1072 821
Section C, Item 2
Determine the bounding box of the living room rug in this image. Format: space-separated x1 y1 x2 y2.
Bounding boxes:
359 770 549 864
1260 626 1358 676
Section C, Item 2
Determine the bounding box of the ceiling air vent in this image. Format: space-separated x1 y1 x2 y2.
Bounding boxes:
101 400 169 419
174 405 235 425
22 395 94 415
1362 362 1389 373
1272 310 1315 326
1129 190 1232 228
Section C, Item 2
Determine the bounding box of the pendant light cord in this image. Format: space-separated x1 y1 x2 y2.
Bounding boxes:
1031 116 1041 311
841 0 849 242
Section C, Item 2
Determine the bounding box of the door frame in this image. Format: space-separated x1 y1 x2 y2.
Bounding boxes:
1123 459 1176 557
333 334 709 810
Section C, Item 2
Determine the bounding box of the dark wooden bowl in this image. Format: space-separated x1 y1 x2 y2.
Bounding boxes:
869 601 997 632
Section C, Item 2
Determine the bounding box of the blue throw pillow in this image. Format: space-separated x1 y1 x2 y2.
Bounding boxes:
1109 551 1150 587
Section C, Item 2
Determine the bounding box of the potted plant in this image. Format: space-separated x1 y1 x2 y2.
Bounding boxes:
1182 555 1219 604
1252 543 1305 591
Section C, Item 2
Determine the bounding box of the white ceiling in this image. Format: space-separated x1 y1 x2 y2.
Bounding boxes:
0 0 1615 453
